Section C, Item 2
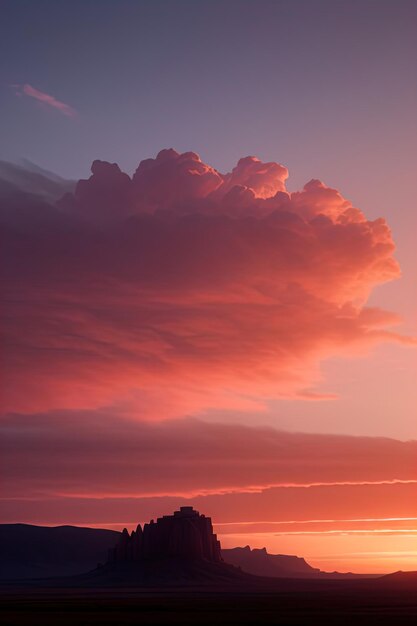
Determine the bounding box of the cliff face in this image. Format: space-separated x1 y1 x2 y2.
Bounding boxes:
109 507 222 563
222 546 320 578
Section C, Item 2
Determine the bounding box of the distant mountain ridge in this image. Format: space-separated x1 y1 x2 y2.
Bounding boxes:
0 159 75 202
0 524 119 580
0 522 371 581
222 546 320 578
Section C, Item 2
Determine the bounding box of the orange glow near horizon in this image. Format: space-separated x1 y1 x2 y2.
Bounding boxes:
34 517 417 574
218 531 417 574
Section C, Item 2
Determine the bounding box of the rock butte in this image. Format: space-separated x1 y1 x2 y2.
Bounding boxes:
108 507 222 564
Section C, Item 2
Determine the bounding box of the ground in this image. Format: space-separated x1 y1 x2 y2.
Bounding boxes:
1 586 417 626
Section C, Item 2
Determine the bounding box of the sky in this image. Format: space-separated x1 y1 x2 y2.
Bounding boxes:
1 0 416 574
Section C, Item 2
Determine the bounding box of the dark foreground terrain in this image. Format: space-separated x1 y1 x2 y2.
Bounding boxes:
2 578 417 626
1 518 416 625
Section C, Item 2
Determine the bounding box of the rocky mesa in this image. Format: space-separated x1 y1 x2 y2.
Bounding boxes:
109 506 222 564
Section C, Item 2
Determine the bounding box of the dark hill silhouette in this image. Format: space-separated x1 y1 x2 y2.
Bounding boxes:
376 570 417 589
0 524 119 580
0 159 74 202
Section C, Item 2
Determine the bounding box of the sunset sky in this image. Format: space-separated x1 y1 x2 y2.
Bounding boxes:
1 0 416 574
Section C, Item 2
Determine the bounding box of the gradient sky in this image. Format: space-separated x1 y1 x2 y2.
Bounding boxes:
1 0 416 574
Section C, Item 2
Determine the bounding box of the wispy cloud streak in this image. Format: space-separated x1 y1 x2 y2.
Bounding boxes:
14 83 76 117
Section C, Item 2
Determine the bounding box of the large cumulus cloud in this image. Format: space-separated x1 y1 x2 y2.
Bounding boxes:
0 149 408 415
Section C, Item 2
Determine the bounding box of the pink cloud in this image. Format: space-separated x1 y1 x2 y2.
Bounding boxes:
14 83 76 117
1 411 416 527
2 412 416 499
219 155 288 199
1 149 411 416
2 483 415 530
131 149 223 211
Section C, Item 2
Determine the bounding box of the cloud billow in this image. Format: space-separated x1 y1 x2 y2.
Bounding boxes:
1 149 406 416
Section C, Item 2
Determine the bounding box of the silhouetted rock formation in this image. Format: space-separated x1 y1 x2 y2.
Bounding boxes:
0 523 373 583
108 507 222 564
222 546 320 578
